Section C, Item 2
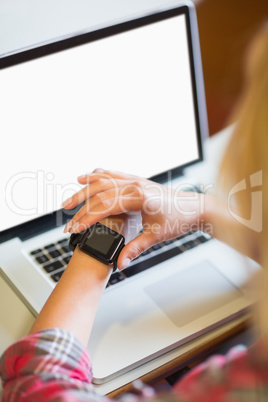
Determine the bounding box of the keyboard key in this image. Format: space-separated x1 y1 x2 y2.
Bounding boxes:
44 244 56 250
30 248 42 255
35 254 49 264
57 239 69 246
43 260 64 273
61 245 70 253
152 244 162 251
141 249 150 256
163 240 173 245
197 235 210 243
63 255 72 264
192 238 202 246
108 272 125 286
177 232 193 240
51 270 64 282
124 246 183 278
48 249 61 259
182 240 195 250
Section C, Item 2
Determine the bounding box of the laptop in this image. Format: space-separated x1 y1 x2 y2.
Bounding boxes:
0 0 258 387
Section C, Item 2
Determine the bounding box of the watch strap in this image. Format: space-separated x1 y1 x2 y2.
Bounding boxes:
69 230 87 252
68 225 125 272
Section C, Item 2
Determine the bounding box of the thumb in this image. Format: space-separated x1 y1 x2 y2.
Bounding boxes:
117 232 154 270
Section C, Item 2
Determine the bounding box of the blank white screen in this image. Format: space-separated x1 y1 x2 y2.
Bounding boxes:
0 14 199 231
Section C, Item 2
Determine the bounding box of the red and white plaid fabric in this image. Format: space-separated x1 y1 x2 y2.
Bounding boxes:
1 328 267 401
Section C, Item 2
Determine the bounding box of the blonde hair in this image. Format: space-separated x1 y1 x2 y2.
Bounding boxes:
219 23 268 337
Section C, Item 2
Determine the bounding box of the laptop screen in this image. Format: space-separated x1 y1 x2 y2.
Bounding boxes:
0 7 204 234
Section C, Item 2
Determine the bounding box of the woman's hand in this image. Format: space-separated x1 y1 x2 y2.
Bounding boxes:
62 169 204 269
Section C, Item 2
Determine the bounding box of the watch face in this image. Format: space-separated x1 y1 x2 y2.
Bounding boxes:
82 223 124 263
88 230 117 254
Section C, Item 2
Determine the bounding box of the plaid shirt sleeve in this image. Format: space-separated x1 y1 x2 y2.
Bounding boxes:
1 327 267 402
0 328 108 402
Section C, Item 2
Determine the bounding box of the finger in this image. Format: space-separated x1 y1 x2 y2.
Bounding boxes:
68 185 138 226
117 232 155 270
65 195 143 233
62 177 130 209
73 194 143 232
93 168 106 173
77 169 141 185
64 183 143 233
77 168 105 183
77 172 110 185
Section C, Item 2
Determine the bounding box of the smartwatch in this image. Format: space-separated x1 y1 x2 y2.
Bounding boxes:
68 222 125 272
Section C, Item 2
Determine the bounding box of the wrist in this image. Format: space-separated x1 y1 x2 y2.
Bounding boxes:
68 247 113 283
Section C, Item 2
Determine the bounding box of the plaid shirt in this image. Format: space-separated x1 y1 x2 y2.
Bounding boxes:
0 328 268 401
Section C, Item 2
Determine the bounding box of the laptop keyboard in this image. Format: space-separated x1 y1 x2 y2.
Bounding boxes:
29 231 211 287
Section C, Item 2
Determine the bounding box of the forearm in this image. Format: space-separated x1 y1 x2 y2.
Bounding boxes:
30 248 112 346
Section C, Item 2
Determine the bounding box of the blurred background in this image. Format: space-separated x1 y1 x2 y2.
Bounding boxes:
194 0 268 135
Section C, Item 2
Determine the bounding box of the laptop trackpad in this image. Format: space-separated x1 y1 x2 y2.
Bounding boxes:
145 261 242 327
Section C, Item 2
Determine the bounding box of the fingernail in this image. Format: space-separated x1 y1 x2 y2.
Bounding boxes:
69 221 80 234
77 174 87 179
120 258 130 270
62 197 72 208
63 222 70 233
64 219 75 233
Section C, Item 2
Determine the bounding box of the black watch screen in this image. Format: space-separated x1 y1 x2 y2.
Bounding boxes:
69 222 125 269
